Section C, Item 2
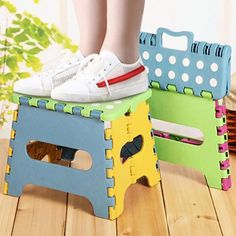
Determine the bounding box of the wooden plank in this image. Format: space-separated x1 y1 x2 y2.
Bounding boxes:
65 151 116 236
12 154 68 236
12 185 67 236
66 194 116 236
160 161 222 236
210 155 236 236
0 139 18 236
117 178 169 236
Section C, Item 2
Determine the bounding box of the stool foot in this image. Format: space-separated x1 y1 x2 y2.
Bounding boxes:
145 171 161 187
5 183 24 197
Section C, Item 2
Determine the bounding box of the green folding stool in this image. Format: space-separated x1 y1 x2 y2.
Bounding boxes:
140 28 232 190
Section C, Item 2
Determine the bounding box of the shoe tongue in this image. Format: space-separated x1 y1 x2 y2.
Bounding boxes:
99 50 120 65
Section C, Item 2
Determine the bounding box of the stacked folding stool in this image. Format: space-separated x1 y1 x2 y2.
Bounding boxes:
4 90 160 219
140 28 232 190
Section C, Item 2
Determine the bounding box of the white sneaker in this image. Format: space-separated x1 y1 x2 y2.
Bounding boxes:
13 50 84 96
51 50 148 102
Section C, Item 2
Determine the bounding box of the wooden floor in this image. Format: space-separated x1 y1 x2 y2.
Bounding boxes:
0 139 236 236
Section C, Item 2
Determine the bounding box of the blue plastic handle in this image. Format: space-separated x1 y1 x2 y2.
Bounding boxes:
156 28 194 51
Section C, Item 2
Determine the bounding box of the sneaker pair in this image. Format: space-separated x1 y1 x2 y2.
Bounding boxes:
14 50 148 102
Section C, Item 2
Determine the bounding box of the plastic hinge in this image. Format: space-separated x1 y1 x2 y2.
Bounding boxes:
221 176 232 190
106 176 115 188
215 101 226 118
183 87 194 96
191 41 200 53
72 106 83 116
217 124 228 136
19 97 30 105
13 110 18 122
9 139 15 149
139 32 148 44
3 182 8 194
150 81 160 89
156 160 160 170
37 100 47 109
153 146 157 155
105 158 114 169
10 130 16 140
90 110 102 119
8 147 13 157
150 34 157 46
201 91 213 99
107 187 114 197
219 142 229 153
167 84 177 92
104 139 113 150
220 159 230 170
55 104 65 113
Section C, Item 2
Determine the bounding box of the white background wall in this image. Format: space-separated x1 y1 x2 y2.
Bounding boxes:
7 0 236 71
1 0 236 138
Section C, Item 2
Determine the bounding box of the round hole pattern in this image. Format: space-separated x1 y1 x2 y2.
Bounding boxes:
211 63 218 72
182 73 189 82
156 53 163 62
195 75 203 84
169 56 176 65
155 68 162 77
196 60 204 70
142 51 150 60
183 58 190 67
168 71 175 79
210 78 218 87
106 105 114 109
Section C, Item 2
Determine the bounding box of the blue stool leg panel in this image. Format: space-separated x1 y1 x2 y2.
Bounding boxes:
5 104 115 219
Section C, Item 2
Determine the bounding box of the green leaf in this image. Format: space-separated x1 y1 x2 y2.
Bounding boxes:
26 55 42 71
32 16 41 25
28 47 42 54
21 18 31 29
7 27 21 34
3 72 15 81
12 20 21 25
13 47 23 54
7 110 13 115
18 72 31 78
14 32 29 43
0 0 16 13
25 41 36 46
16 13 22 19
6 56 18 71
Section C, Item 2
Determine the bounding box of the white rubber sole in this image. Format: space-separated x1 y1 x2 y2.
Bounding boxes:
51 80 149 102
13 87 51 97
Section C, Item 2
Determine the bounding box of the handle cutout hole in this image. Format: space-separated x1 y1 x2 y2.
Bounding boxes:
27 141 92 171
162 33 189 51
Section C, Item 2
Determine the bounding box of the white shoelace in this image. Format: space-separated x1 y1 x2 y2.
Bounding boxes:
74 54 112 95
37 51 82 89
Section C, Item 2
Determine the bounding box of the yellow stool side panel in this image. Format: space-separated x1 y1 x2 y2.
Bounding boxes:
106 101 161 219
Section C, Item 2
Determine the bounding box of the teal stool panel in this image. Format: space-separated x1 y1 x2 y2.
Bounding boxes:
5 100 115 219
140 28 232 100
